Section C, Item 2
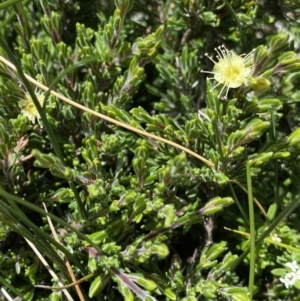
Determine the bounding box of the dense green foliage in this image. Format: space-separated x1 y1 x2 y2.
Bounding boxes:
1 0 300 300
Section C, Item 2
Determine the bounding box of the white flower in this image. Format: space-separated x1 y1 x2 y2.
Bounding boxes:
286 260 299 273
19 90 45 125
202 46 255 98
279 260 300 289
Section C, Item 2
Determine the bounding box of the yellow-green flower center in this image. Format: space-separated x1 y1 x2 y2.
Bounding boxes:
214 53 251 88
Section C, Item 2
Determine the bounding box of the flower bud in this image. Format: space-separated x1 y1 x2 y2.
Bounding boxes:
249 77 271 92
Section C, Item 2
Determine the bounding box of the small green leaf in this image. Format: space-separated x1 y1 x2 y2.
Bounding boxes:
129 274 157 291
271 268 286 276
232 293 251 301
87 230 108 245
89 275 103 298
151 243 169 258
269 32 289 54
267 203 277 221
164 288 176 300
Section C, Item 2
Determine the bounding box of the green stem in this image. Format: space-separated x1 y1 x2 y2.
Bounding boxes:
246 160 255 300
